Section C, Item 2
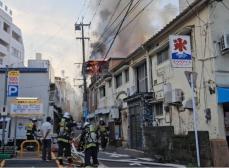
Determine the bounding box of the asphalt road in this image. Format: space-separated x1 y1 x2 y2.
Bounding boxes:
98 151 183 168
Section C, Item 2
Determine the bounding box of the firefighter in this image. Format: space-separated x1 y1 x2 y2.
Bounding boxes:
97 118 108 150
57 112 74 165
79 122 99 167
26 117 37 140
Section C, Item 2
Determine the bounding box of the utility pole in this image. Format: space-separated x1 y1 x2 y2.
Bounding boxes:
2 65 8 151
75 18 90 121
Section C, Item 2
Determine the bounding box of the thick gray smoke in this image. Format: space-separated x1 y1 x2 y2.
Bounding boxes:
90 0 178 59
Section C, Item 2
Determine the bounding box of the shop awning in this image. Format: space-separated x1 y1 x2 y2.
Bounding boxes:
95 108 110 115
217 87 229 104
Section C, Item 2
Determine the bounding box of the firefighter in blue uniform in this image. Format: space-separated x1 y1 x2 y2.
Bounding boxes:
79 122 99 167
57 112 74 165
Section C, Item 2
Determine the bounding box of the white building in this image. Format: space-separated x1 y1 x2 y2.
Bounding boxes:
0 1 24 67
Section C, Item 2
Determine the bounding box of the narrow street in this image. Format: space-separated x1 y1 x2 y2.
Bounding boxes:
1 0 229 167
98 151 182 168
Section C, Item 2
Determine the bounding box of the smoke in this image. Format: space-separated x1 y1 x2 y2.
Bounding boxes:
90 0 178 59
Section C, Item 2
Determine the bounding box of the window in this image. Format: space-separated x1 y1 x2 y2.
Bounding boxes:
115 73 122 88
0 121 7 129
157 47 169 65
125 69 129 82
11 47 21 58
3 22 10 33
0 58 3 65
0 38 9 48
153 102 163 116
108 79 112 88
0 1 3 7
136 63 147 93
99 86 106 98
12 31 21 43
5 5 7 11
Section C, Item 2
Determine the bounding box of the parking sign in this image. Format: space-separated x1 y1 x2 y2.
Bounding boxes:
8 85 19 97
7 71 20 97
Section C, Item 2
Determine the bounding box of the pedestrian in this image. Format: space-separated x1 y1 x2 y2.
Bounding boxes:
40 116 53 161
79 122 99 167
97 118 109 150
57 112 74 165
26 117 38 140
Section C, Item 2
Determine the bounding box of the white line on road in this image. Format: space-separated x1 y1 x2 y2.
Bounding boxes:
101 151 130 157
98 158 185 168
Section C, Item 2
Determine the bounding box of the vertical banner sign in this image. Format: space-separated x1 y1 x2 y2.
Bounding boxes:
8 71 20 97
169 35 192 68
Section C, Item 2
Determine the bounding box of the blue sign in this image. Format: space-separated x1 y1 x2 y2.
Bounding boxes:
8 85 19 97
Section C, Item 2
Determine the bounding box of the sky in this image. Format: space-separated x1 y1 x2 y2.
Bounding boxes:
4 0 179 86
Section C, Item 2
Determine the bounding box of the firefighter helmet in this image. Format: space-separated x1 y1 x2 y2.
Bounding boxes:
31 117 37 122
83 122 90 128
63 112 70 119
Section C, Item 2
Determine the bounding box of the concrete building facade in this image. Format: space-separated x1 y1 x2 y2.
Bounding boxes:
0 1 24 67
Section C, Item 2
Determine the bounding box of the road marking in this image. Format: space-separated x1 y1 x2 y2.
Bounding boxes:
101 151 130 158
98 158 185 167
138 157 155 161
129 162 142 166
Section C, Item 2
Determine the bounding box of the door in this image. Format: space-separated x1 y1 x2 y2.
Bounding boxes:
129 104 142 150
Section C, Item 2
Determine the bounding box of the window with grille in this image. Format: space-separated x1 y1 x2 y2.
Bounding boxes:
108 79 112 88
153 102 163 116
125 69 129 82
136 63 147 93
115 73 122 88
99 86 106 98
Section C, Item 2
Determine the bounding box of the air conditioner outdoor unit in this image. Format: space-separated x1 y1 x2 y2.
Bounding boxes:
221 34 229 52
164 89 183 104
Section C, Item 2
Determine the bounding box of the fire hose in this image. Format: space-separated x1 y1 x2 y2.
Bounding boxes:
71 134 84 165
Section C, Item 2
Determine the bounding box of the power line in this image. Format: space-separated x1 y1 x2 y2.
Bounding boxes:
185 0 206 24
75 0 88 23
91 0 152 56
119 0 155 34
221 1 229 11
90 0 103 24
91 0 142 55
102 0 123 36
103 0 134 60
96 0 133 44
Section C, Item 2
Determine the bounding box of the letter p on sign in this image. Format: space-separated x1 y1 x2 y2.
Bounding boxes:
8 85 19 97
